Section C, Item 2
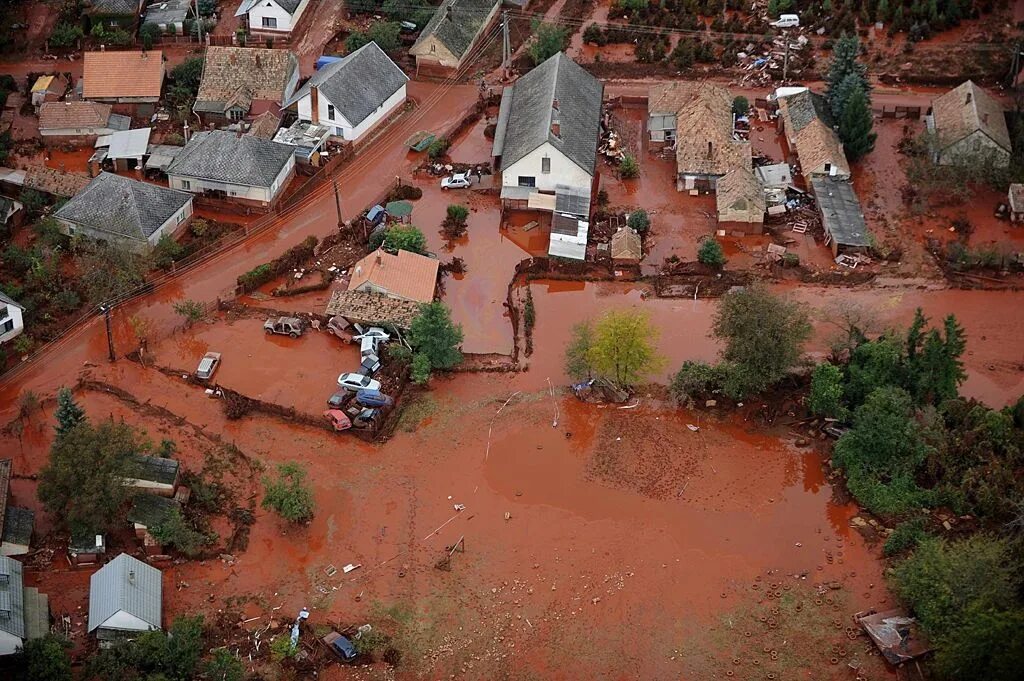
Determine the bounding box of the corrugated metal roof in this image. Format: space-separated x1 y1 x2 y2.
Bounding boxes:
88 553 162 632
132 455 179 486
0 556 25 639
22 587 48 640
102 128 152 160
810 176 870 248
2 506 34 548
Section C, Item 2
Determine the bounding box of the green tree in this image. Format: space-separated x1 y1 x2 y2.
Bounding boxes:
170 56 204 95
269 635 297 661
382 225 428 255
619 154 640 179
201 649 244 681
74 241 149 304
86 615 205 681
140 22 162 50
906 312 966 405
731 96 749 117
808 362 847 418
712 285 812 398
845 333 906 408
408 302 463 383
583 309 665 387
826 33 869 118
368 22 402 53
173 299 205 327
48 22 83 49
262 462 315 523
528 21 569 65
697 239 726 268
446 204 469 225
54 387 85 438
345 31 369 52
626 208 649 233
838 83 876 161
149 507 208 557
564 320 595 380
16 633 72 681
39 419 144 534
153 233 184 270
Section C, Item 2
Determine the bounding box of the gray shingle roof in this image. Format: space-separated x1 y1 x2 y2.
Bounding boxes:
780 90 833 135
0 556 25 640
88 553 162 632
412 0 499 60
284 42 408 127
494 53 603 176
810 176 870 248
2 507 34 548
144 0 191 25
86 0 140 14
128 494 180 528
132 455 179 486
167 131 294 188
54 173 192 243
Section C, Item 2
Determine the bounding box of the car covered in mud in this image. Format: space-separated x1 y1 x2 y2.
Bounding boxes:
323 631 358 661
355 389 393 408
441 172 472 190
327 316 355 343
264 316 305 338
327 389 352 409
337 373 381 392
357 354 381 377
195 352 221 380
323 409 352 432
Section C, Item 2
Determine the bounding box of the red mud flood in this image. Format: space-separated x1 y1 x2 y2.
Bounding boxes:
43 147 92 174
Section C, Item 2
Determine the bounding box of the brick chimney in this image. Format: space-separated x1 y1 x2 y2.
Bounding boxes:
310 85 319 124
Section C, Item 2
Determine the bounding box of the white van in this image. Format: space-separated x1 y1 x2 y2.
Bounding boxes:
772 14 800 28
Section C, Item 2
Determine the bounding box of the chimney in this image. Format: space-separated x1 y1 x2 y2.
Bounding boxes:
550 121 560 137
707 140 713 158
375 251 383 266
552 98 559 111
128 570 136 584
310 85 319 124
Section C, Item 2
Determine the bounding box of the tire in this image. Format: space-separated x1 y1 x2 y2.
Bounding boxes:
265 328 273 335
289 332 298 338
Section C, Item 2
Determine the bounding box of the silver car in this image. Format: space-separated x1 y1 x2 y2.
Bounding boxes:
196 352 221 380
337 372 381 392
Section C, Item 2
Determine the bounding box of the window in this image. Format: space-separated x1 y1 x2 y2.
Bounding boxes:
181 180 191 190
0 305 8 322
517 176 536 187
824 163 832 174
541 156 551 174
228 108 243 121
327 104 336 120
262 16 278 29
1 319 12 335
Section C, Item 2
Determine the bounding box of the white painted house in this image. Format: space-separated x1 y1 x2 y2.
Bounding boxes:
235 0 311 34
0 292 24 345
89 553 162 640
166 130 296 207
492 52 603 260
0 556 49 655
285 41 408 143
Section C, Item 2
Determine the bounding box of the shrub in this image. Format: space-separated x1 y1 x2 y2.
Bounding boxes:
626 209 649 233
262 462 315 523
270 635 297 662
528 21 569 65
48 22 83 49
446 204 469 225
237 263 273 292
882 517 927 556
619 154 640 179
808 362 846 419
153 233 184 270
172 299 205 326
697 238 726 268
382 225 428 255
732 95 750 117
669 361 725 403
426 137 450 159
140 22 162 49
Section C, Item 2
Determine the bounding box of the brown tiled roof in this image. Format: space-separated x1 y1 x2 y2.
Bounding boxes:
716 167 765 223
610 226 642 260
24 166 91 197
83 51 164 99
195 47 297 114
325 289 423 329
675 83 751 177
247 111 281 139
348 248 438 304
38 101 112 130
648 81 697 115
793 118 850 177
931 80 1011 153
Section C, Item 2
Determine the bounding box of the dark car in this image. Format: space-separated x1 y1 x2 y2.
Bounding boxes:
355 389 394 408
323 631 358 662
357 354 381 377
327 389 351 409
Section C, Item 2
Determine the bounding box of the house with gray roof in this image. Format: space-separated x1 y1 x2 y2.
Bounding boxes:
492 52 603 220
0 459 34 557
409 0 501 74
54 173 194 252
235 0 311 35
83 0 144 30
167 130 296 207
88 553 162 639
144 0 192 33
0 556 49 656
285 42 408 142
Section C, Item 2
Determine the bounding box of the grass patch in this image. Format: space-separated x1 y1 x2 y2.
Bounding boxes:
396 394 439 432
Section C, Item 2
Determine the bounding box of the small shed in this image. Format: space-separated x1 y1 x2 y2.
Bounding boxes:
385 201 413 224
810 176 870 257
128 495 181 555
69 530 107 567
610 227 642 261
549 213 589 261
1008 184 1024 223
0 507 34 556
124 455 180 497
88 553 162 640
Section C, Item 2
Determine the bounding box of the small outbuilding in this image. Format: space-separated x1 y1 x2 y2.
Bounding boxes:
716 167 766 234
69 530 107 567
810 176 870 257
1008 183 1024 222
122 455 180 497
88 553 162 640
0 458 33 556
928 80 1011 168
610 226 642 261
0 556 49 656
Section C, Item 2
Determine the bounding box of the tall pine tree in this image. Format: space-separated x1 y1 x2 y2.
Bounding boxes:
827 33 869 118
54 387 86 438
839 81 877 161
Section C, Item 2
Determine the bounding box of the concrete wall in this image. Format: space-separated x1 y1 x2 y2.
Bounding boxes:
246 0 311 33
502 143 592 195
0 302 24 344
297 85 406 142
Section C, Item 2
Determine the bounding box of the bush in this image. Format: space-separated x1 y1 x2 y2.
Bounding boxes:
49 22 83 49
426 137 450 159
153 233 184 270
626 208 649 233
583 23 606 45
446 204 469 225
883 517 927 556
528 21 569 65
808 362 846 419
237 263 272 292
140 22 162 49
619 154 640 179
382 225 427 255
262 462 315 523
732 95 750 117
697 239 726 268
669 361 725 403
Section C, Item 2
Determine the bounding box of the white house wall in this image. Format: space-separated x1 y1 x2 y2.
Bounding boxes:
0 303 24 344
502 143 592 194
0 629 23 656
298 85 406 142
146 199 193 247
169 155 293 203
247 0 310 33
101 610 158 632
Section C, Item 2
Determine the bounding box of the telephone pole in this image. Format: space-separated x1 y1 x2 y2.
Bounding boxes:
502 11 511 77
100 304 115 362
783 39 790 82
333 179 343 231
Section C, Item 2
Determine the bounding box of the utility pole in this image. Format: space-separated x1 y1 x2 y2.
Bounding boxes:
100 304 115 362
502 10 510 78
333 179 343 231
782 39 791 82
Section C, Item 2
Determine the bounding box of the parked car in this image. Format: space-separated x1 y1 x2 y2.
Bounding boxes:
327 389 351 409
195 352 221 380
771 13 799 27
355 389 394 408
441 172 472 190
355 326 390 342
337 373 381 392
264 316 305 338
346 405 379 424
323 631 358 662
399 20 418 32
357 354 381 377
323 410 352 432
327 316 355 343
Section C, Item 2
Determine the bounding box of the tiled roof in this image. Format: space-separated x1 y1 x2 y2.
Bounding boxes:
55 172 192 242
610 227 641 260
23 166 91 197
931 80 1011 153
494 52 603 176
284 42 408 126
247 111 281 139
83 51 164 100
85 0 140 14
39 101 113 130
412 0 499 60
88 553 162 632
195 47 297 115
778 90 832 136
348 248 439 304
325 289 422 329
793 118 850 177
167 130 294 188
716 167 765 223
675 82 751 177
648 81 697 115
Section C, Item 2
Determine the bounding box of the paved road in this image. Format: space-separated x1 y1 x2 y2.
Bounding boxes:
0 80 480 415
